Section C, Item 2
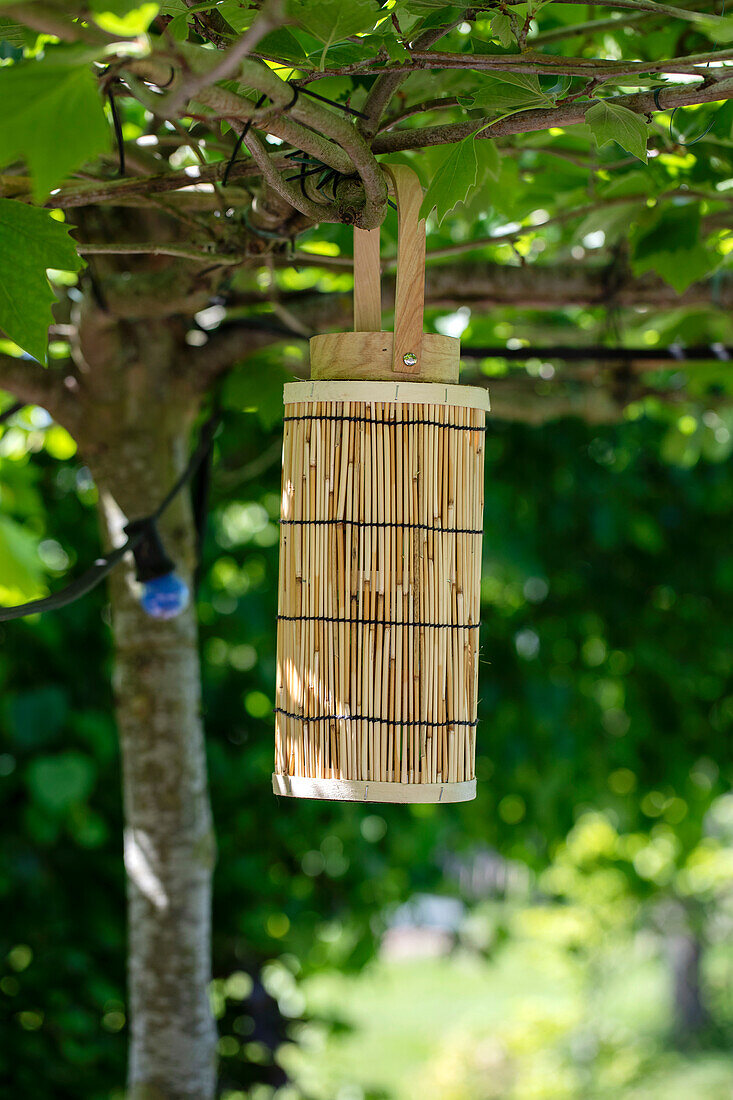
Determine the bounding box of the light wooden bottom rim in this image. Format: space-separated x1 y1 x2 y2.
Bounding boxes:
272 774 476 803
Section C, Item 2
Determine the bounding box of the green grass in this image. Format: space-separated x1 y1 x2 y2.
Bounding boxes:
281 930 733 1100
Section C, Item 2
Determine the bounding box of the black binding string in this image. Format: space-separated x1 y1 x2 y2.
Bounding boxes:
277 614 480 629
280 519 484 534
283 413 487 431
222 82 369 187
274 707 479 728
295 84 369 120
223 93 267 186
0 400 24 426
652 0 726 151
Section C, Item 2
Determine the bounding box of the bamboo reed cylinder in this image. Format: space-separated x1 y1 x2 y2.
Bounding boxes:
272 167 489 803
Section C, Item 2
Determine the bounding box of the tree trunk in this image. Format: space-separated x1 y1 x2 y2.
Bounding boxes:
77 304 218 1099
670 929 709 1046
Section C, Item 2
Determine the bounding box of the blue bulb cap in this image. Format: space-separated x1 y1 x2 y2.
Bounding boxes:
140 572 190 620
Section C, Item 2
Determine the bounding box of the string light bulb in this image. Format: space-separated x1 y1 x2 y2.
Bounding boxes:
125 518 189 621
140 571 190 620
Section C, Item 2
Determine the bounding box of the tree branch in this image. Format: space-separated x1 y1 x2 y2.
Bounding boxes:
163 0 285 116
183 322 293 393
372 77 733 152
231 260 733 312
154 50 389 224
0 354 81 429
301 48 733 83
1 3 110 43
76 241 244 262
239 129 342 223
498 0 730 19
126 57 355 176
359 19 464 139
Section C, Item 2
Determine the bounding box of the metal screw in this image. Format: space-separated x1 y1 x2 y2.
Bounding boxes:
402 351 418 367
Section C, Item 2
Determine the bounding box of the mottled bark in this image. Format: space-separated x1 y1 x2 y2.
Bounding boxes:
75 297 218 1100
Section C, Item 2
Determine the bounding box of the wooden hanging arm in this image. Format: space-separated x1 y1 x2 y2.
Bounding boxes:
353 227 381 332
353 165 426 373
313 164 457 384
387 165 425 375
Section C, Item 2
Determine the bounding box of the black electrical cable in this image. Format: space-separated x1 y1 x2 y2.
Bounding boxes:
0 411 220 622
223 93 267 186
0 400 24 425
459 344 732 362
108 87 126 177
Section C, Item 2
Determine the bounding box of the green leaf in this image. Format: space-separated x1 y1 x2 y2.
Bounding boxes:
475 136 502 182
257 26 309 63
599 170 655 199
0 514 44 604
289 0 378 67
0 199 83 363
631 204 716 293
0 54 110 200
634 203 700 260
9 687 68 749
489 11 514 48
90 1 160 35
26 752 96 814
585 99 647 162
467 72 554 114
574 202 643 248
0 16 33 50
696 13 733 43
217 0 257 32
420 137 478 226
223 357 290 430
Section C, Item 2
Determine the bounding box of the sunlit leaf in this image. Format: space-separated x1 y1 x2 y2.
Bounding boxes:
420 137 478 225
468 72 554 113
0 199 83 363
0 52 110 199
289 0 378 67
586 100 648 162
489 10 514 47
90 1 160 35
0 514 44 604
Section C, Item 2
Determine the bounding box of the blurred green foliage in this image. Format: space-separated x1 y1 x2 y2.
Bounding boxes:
1 2 733 1093
2 380 733 1094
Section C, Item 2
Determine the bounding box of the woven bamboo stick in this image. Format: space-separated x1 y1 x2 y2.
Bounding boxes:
274 381 488 803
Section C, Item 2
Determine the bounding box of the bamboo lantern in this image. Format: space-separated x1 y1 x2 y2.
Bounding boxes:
273 166 489 803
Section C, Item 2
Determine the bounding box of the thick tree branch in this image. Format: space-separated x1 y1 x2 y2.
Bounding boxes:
1 2 110 42
372 77 733 152
359 20 465 139
497 0 730 19
182 321 295 393
0 354 81 429
239 129 342 223
424 261 733 311
164 0 285 115
125 57 355 176
302 48 733 83
154 50 389 225
229 261 733 313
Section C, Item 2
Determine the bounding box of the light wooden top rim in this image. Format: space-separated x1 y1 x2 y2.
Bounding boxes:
284 380 490 412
